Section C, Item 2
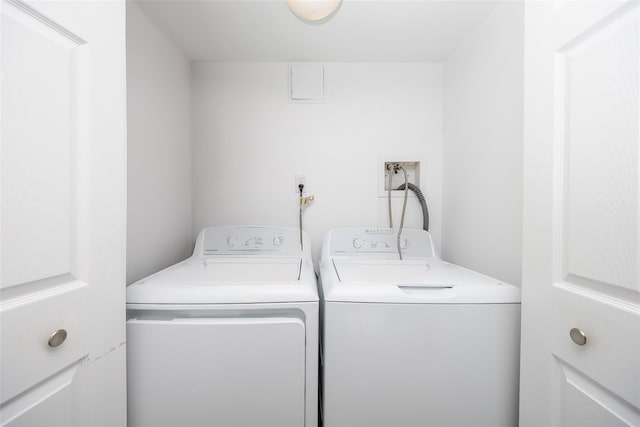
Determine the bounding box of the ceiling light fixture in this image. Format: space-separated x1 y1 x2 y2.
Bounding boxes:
286 0 342 23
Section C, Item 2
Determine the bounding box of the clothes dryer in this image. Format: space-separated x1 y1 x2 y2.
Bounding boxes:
127 226 318 427
319 228 521 427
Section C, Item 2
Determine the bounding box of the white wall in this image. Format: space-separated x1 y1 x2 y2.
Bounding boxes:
192 63 442 264
126 2 192 284
442 2 524 285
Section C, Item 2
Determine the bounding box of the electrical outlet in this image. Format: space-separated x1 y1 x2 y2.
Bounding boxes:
295 174 306 193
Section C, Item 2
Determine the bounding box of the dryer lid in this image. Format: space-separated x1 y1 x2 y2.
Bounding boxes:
127 256 318 305
127 226 318 305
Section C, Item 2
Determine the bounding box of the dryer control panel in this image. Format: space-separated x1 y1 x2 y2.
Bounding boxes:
200 226 302 255
329 228 435 258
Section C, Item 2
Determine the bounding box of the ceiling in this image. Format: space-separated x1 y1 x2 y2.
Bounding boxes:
134 0 501 62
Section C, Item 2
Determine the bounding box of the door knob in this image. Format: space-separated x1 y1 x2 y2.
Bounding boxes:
569 328 587 346
48 329 67 348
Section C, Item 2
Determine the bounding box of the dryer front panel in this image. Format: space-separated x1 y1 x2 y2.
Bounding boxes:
127 317 305 427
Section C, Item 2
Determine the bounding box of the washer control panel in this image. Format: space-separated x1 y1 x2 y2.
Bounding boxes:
202 226 301 255
330 228 434 258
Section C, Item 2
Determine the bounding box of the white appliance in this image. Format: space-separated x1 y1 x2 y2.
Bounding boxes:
126 226 319 427
319 228 521 427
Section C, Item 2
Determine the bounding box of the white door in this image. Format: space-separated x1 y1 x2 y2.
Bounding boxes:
520 1 640 426
0 0 127 425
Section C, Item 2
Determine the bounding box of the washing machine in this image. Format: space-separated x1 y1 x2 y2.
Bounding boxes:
126 226 318 427
319 228 521 427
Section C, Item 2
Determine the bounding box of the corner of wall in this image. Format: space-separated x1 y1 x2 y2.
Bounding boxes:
441 1 524 286
126 3 194 284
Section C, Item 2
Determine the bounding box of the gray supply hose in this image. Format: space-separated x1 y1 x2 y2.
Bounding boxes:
397 167 409 260
396 182 429 232
387 167 393 228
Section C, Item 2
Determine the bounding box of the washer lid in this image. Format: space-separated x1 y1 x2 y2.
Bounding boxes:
326 258 521 304
127 256 318 305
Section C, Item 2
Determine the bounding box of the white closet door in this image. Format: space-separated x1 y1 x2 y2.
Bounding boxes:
0 0 126 425
520 1 640 426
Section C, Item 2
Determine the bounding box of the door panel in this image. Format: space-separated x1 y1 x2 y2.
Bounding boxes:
1 2 90 423
0 0 126 425
521 1 640 425
1 361 84 427
557 361 639 427
551 2 640 421
0 280 87 403
557 1 638 294
552 284 640 410
1 1 83 288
